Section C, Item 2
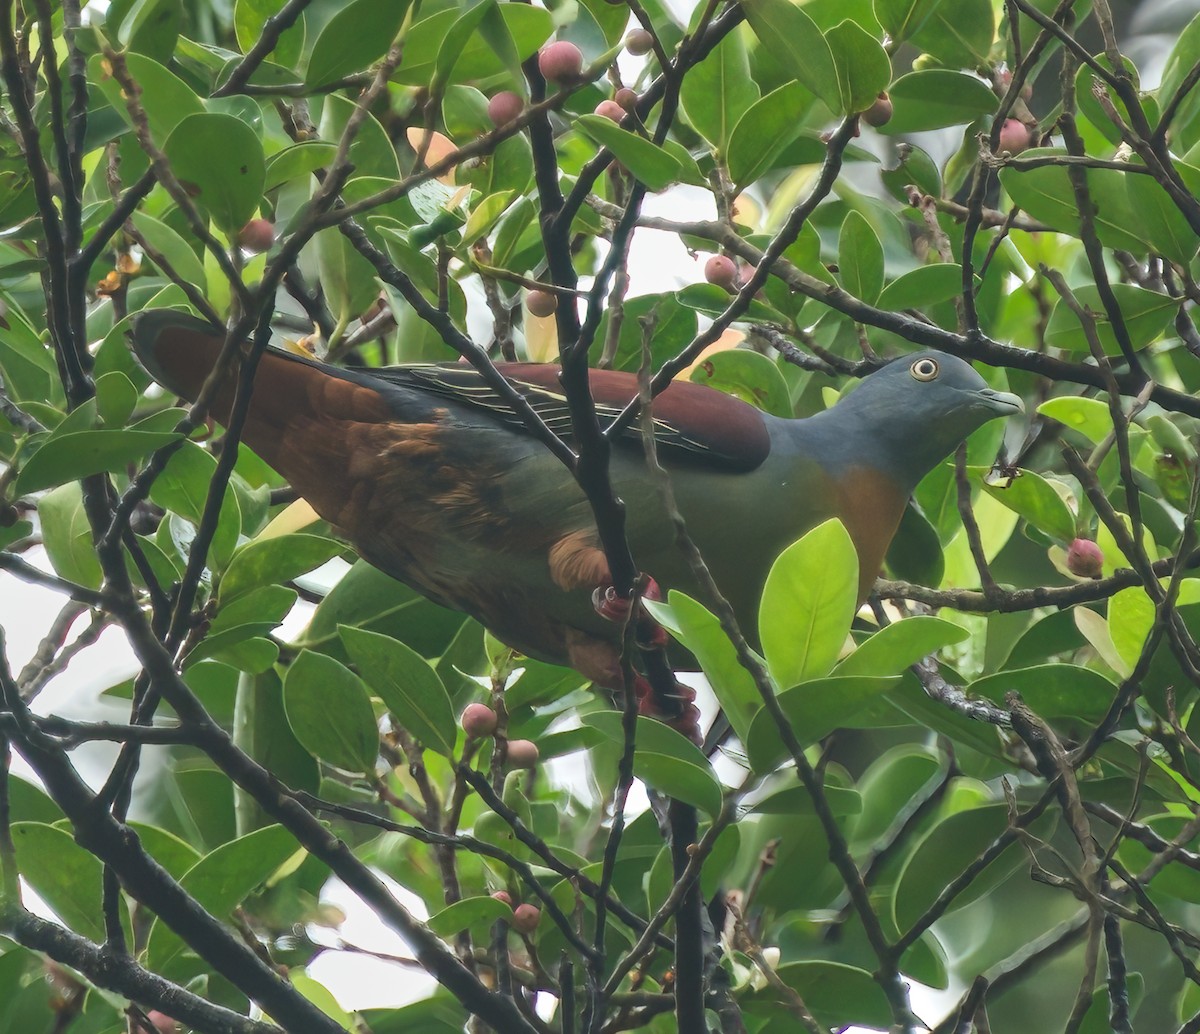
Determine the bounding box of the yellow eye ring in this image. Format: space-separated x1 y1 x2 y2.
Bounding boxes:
910 357 939 382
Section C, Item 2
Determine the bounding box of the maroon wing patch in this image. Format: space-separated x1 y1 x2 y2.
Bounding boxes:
383 361 772 472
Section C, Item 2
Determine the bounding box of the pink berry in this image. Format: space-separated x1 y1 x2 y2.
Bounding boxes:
594 99 626 122
491 890 513 906
461 703 498 738
1066 538 1104 579
538 41 584 84
505 739 540 768
997 118 1031 155
487 91 524 127
512 903 541 933
525 290 558 317
236 218 274 254
146 1014 178 1034
862 92 892 128
614 88 638 112
704 254 738 290
624 29 654 56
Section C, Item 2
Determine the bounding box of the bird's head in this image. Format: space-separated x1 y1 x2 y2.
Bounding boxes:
813 350 1023 489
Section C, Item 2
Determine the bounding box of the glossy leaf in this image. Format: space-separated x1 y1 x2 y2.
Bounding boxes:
427 896 512 936
826 19 891 116
759 519 859 690
969 663 1117 722
1044 283 1176 355
284 650 379 772
575 116 682 191
727 82 811 186
16 429 182 494
741 0 839 111
838 209 885 304
835 616 969 678
745 675 900 772
978 467 1077 543
305 0 411 87
687 348 792 416
339 625 457 756
881 70 997 133
163 113 265 233
219 533 343 603
11 823 110 941
583 713 723 815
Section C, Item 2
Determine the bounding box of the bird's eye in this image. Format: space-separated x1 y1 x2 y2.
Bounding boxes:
910 358 939 382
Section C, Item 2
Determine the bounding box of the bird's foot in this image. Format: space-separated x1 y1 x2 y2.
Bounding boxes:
634 676 701 745
592 577 667 649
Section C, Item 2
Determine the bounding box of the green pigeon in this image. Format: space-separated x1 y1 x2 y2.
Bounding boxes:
131 312 1021 738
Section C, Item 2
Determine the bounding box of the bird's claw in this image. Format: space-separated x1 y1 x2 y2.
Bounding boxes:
634 678 701 745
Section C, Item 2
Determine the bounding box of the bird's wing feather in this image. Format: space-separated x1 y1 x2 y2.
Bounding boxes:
365 362 772 472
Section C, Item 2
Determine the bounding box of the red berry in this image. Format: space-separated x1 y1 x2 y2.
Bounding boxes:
862 91 892 128
525 290 558 318
236 218 274 254
997 118 1031 155
487 91 524 127
512 903 541 933
594 99 626 122
624 29 654 56
538 41 584 84
704 254 738 290
505 739 539 768
1066 538 1104 579
614 88 638 112
490 890 513 907
461 703 498 738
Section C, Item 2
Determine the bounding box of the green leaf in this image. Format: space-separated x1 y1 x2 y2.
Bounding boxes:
149 440 242 570
1103 585 1200 671
131 211 208 294
1036 396 1113 444
1159 12 1200 149
910 0 994 66
1044 283 1176 355
146 825 301 973
338 625 457 756
676 282 787 323
284 650 380 772
750 784 862 817
978 467 1076 543
305 0 411 87
873 0 943 44
463 191 515 246
826 19 891 116
39 482 103 589
687 348 792 416
234 0 305 67
432 0 496 94
89 52 203 140
678 29 759 150
880 70 997 134
998 150 1147 253
128 822 203 881
427 896 512 936
219 533 343 603
395 6 553 87
644 591 762 744
11 823 110 941
1125 169 1200 266
877 263 963 311
745 675 899 772
264 142 337 192
15 429 182 494
745 960 892 1030
969 664 1117 723
835 616 968 677
575 116 682 191
894 803 1055 930
116 0 181 61
163 113 265 233
727 82 810 187
582 713 723 815
741 0 839 111
838 209 885 304
885 501 944 586
759 519 859 690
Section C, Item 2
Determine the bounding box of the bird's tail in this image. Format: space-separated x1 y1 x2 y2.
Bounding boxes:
128 310 397 523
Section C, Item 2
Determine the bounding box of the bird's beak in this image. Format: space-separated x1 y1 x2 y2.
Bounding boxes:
975 388 1024 415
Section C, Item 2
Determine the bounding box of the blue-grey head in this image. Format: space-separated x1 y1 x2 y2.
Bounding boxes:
803 350 1023 491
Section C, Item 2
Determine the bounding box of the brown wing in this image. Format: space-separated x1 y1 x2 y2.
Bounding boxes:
381 361 772 472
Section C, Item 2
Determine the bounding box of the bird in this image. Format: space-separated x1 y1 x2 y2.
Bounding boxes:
130 311 1022 740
